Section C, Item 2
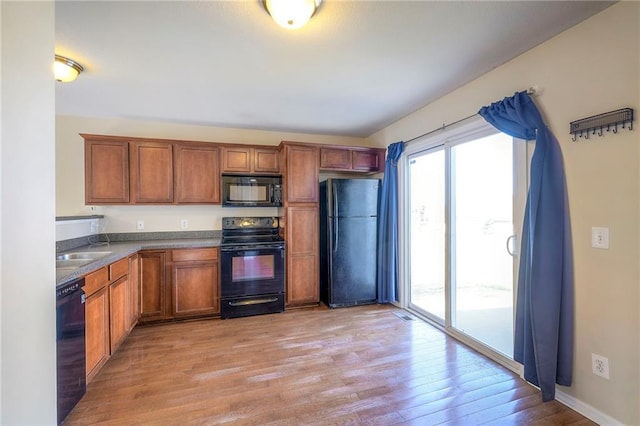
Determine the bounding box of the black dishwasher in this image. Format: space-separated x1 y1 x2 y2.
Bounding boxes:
56 278 86 425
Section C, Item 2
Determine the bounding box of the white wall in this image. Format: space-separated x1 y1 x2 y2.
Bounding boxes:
56 115 373 232
371 3 639 424
1 1 57 424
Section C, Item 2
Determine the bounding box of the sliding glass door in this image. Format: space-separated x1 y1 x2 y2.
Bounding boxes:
406 121 525 361
450 133 515 357
408 148 446 322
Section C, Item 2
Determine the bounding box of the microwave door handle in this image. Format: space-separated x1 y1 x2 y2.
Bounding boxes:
269 185 274 203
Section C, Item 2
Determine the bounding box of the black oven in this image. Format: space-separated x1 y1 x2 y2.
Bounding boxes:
220 217 285 319
221 175 282 207
220 244 285 298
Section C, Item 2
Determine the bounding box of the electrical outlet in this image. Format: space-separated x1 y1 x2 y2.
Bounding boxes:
136 220 144 230
591 227 609 249
592 353 610 379
180 219 189 229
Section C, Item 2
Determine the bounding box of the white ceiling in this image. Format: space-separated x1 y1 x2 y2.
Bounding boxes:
55 1 613 138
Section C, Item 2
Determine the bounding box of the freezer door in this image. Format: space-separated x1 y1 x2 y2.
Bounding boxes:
330 179 380 218
327 216 377 306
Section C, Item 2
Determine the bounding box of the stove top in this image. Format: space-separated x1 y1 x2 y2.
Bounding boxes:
220 217 283 247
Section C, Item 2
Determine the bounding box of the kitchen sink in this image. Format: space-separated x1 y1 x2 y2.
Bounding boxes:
56 251 113 270
56 251 112 261
56 259 93 269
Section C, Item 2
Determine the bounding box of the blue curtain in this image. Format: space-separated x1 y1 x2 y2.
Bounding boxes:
479 91 574 401
377 141 404 303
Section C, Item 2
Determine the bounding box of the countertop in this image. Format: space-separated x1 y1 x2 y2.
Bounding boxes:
56 237 221 287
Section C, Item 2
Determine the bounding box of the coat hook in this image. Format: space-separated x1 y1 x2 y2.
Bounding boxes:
584 130 590 140
629 121 634 131
613 123 618 134
597 127 603 137
572 133 577 142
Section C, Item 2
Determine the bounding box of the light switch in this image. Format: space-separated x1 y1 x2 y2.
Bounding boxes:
591 227 609 249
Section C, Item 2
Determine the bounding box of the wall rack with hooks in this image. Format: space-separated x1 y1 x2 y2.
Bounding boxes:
570 108 634 142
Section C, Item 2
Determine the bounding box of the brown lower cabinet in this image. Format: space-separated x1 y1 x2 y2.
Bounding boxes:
139 250 169 322
139 247 220 323
285 206 320 306
83 248 220 381
171 248 219 317
84 256 133 382
84 283 109 383
128 254 139 328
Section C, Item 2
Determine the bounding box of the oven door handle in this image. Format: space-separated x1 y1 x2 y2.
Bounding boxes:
220 244 284 252
227 297 279 307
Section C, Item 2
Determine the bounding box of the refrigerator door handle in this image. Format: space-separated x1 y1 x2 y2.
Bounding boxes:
333 217 339 252
333 182 339 218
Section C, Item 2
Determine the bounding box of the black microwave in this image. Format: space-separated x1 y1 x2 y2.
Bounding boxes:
221 175 283 207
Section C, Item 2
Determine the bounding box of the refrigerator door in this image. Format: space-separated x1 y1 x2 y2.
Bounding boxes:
327 216 377 306
330 179 380 218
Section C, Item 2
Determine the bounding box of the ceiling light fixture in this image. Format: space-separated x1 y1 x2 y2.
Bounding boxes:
54 54 84 82
263 0 322 30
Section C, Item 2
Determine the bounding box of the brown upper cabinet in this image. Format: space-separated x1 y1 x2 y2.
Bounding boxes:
319 146 386 173
82 134 222 205
130 140 174 204
281 143 319 204
221 145 280 174
85 139 130 204
83 134 384 206
174 142 220 203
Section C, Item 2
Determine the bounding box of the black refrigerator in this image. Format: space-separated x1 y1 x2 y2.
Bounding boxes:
319 178 380 308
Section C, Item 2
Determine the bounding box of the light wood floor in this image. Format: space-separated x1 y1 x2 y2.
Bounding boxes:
64 304 595 425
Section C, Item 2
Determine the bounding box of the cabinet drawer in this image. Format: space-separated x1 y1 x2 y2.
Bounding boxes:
109 258 129 282
172 248 218 262
84 267 108 297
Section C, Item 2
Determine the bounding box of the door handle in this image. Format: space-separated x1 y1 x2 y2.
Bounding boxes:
506 234 517 256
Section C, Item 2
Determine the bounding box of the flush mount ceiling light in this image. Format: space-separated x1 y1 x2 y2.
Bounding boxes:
54 54 84 82
263 0 322 30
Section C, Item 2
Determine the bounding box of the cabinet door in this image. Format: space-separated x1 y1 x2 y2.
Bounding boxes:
139 251 168 322
352 149 385 172
254 148 280 173
174 143 220 203
85 139 130 204
130 141 174 203
172 261 219 317
221 146 252 173
286 207 319 306
109 276 130 354
319 147 352 170
85 287 109 382
284 144 319 203
128 254 139 328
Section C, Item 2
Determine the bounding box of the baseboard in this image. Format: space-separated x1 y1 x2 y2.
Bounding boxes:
555 388 623 426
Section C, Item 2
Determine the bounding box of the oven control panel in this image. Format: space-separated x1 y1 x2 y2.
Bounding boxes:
222 217 279 230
